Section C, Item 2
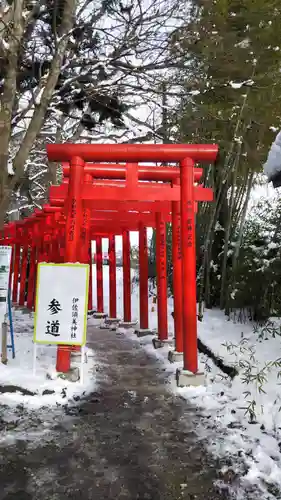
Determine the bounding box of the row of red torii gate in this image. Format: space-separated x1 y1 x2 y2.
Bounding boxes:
0 143 218 386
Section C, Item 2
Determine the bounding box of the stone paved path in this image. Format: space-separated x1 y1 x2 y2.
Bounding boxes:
0 326 230 500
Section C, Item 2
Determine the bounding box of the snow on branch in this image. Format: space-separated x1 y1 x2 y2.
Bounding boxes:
7 205 33 215
0 0 189 222
29 169 48 182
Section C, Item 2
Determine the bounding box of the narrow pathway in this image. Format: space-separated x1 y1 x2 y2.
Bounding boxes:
0 326 230 500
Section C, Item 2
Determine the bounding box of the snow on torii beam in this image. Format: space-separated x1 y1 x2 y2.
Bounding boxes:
47 143 218 163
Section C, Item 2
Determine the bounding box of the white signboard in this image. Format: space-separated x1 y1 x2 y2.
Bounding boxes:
34 263 89 346
0 246 12 324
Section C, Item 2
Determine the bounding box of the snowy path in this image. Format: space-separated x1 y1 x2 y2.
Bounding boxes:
0 325 228 500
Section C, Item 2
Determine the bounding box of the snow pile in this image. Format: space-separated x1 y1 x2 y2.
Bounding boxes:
263 130 281 185
186 311 281 496
0 309 96 409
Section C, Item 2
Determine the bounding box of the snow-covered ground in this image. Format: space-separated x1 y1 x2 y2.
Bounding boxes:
93 265 281 498
0 310 96 409
2 263 281 496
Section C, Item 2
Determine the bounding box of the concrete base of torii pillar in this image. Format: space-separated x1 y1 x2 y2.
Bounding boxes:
134 328 155 338
100 317 121 331
105 317 120 326
152 337 174 349
168 350 183 363
119 320 138 329
92 312 108 320
176 368 205 387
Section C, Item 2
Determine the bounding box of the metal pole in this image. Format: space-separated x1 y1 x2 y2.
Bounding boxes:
139 222 149 330
1 320 7 365
7 290 15 358
155 212 168 341
180 158 198 373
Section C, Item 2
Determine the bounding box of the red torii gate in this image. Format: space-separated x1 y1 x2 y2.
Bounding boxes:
45 142 218 385
0 142 218 387
49 161 210 355
46 202 173 331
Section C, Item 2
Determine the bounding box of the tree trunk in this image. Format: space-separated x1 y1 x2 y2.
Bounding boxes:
219 144 241 309
233 172 254 266
0 0 77 227
0 0 25 205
